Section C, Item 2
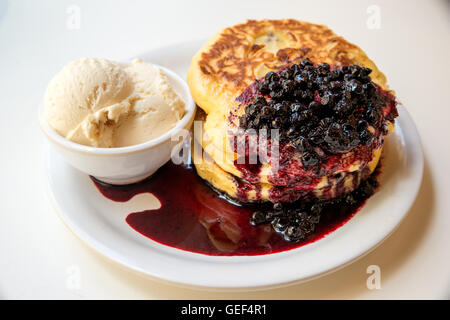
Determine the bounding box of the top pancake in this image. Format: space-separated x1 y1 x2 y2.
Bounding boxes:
188 19 389 118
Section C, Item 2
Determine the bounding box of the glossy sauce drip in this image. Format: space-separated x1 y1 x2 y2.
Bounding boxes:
92 162 368 256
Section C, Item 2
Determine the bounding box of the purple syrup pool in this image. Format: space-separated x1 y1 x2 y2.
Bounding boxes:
92 162 371 256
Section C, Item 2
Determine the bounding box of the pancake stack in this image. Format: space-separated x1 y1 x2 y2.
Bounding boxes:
187 19 397 205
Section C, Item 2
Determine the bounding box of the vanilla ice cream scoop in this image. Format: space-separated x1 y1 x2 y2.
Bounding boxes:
44 58 185 147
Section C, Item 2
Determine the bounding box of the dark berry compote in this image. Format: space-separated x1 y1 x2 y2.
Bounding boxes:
232 58 397 193
92 58 397 256
224 58 398 241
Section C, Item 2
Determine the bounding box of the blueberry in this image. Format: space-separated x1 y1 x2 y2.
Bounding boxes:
363 82 376 95
366 107 380 126
357 119 369 131
281 79 295 94
308 127 325 145
300 58 313 66
300 109 313 121
289 64 301 76
330 69 343 80
265 71 279 83
319 117 333 128
257 80 269 93
261 105 273 116
320 93 332 105
333 99 353 116
245 104 256 115
346 79 363 94
301 151 319 166
317 63 330 75
360 129 374 146
273 103 283 113
308 101 321 113
310 203 323 215
290 112 301 124
295 74 306 86
250 211 266 225
269 89 284 100
292 136 311 152
286 127 298 139
280 69 291 79
309 214 320 224
254 96 267 105
284 226 304 241
271 117 283 129
360 67 372 76
290 103 302 113
349 65 360 76
272 217 289 232
273 202 283 211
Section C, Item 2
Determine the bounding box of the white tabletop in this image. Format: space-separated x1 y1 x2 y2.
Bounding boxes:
1 0 449 299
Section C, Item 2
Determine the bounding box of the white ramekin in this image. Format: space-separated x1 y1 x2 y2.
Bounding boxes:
40 64 196 185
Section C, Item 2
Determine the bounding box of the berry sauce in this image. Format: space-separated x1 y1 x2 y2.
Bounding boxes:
91 161 375 256
230 59 397 193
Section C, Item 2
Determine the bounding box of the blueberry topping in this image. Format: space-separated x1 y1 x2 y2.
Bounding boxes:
237 59 396 170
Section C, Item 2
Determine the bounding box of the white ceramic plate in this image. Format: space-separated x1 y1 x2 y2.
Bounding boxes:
44 41 424 290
